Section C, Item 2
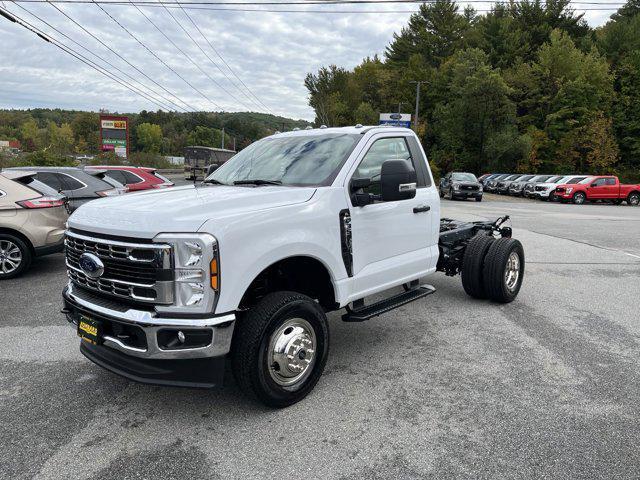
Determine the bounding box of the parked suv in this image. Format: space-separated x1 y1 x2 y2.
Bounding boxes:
87 166 174 192
439 172 483 201
0 171 68 279
3 167 127 212
523 175 554 197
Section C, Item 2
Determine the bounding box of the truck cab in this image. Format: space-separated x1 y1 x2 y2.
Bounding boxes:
62 126 524 407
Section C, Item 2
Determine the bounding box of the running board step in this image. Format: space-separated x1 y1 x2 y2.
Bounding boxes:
342 285 436 322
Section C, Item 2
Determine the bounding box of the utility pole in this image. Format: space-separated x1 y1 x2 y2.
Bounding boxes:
233 136 236 152
397 102 405 126
410 80 425 134
221 127 224 149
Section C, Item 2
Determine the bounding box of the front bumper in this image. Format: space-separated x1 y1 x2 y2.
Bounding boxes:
451 190 482 198
63 283 235 387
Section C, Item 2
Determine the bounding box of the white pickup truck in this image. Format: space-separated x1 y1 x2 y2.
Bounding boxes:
62 126 524 407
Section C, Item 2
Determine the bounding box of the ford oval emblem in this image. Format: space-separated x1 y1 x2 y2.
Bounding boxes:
79 253 104 279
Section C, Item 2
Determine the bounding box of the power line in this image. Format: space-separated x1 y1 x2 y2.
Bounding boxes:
13 0 193 112
42 0 200 111
122 4 625 11
10 0 628 5
145 0 265 112
90 0 223 110
0 4 178 111
172 2 275 115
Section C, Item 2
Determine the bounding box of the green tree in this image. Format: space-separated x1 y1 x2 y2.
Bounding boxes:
136 123 163 153
48 122 74 154
432 49 518 173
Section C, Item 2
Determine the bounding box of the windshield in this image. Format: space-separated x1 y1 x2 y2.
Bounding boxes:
452 173 477 182
207 134 360 186
567 176 586 184
547 176 564 183
534 175 552 182
518 175 534 181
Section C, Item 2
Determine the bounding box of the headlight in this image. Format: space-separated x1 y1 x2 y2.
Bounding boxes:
566 187 573 194
153 233 219 314
453 183 460 190
478 185 483 191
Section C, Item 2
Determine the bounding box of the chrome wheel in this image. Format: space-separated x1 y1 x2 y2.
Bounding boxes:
267 318 317 387
574 193 585 205
504 251 520 292
0 240 22 275
629 193 639 206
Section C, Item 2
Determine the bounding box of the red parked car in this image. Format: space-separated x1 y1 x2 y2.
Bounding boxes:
87 166 174 192
554 176 640 205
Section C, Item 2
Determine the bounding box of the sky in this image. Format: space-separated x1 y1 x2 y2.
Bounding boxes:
0 0 627 121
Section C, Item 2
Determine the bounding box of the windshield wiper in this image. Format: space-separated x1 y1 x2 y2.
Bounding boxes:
203 178 226 185
233 179 282 186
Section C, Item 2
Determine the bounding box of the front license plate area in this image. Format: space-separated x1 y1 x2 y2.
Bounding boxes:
77 315 102 345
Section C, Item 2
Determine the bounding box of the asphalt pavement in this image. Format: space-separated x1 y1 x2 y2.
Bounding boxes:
1 190 639 479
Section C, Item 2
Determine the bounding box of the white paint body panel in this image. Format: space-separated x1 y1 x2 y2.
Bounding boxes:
67 126 442 314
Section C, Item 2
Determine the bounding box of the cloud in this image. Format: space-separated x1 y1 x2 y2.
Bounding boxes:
0 1 623 120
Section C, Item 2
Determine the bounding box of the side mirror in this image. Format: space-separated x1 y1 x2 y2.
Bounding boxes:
206 164 219 176
380 159 417 202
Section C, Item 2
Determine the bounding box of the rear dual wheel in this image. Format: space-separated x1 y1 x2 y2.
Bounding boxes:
462 235 524 303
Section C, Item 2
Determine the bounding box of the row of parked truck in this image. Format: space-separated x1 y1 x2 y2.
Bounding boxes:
479 173 640 205
0 165 174 279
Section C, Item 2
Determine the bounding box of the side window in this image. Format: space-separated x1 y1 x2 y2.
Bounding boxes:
106 171 126 185
57 174 85 191
605 178 616 186
121 171 143 184
353 137 414 195
36 172 63 191
592 178 606 187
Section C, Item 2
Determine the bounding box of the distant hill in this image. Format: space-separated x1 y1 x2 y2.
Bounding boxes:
0 108 311 156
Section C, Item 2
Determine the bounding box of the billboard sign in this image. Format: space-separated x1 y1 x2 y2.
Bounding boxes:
379 113 411 128
100 114 129 158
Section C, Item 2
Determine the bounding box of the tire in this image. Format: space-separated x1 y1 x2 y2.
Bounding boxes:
461 235 495 299
439 188 444 198
231 291 330 408
483 238 525 303
573 192 586 205
0 234 32 280
475 196 482 202
448 188 454 200
628 192 640 206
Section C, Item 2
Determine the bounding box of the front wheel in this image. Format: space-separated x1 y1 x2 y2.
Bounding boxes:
475 196 482 202
628 192 640 206
231 291 329 408
573 192 586 205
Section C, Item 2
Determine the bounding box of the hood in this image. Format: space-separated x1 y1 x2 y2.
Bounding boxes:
68 184 316 238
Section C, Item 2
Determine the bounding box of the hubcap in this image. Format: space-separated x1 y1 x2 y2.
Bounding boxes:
630 194 639 206
575 194 585 204
267 318 317 387
0 240 22 275
504 251 520 292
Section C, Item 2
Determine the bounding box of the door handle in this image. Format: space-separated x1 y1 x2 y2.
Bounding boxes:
413 205 431 213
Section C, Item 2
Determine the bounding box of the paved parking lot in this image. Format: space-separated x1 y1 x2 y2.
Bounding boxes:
1 194 639 479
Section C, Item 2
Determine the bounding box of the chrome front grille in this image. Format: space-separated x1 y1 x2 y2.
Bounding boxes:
65 230 173 305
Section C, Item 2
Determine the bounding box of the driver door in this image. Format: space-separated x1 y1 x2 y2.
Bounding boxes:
347 135 438 298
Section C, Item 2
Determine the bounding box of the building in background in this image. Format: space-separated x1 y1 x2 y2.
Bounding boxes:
0 140 21 154
99 114 129 158
379 113 411 128
184 146 236 180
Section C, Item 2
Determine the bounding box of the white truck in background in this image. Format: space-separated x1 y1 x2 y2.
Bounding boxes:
62 125 524 407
